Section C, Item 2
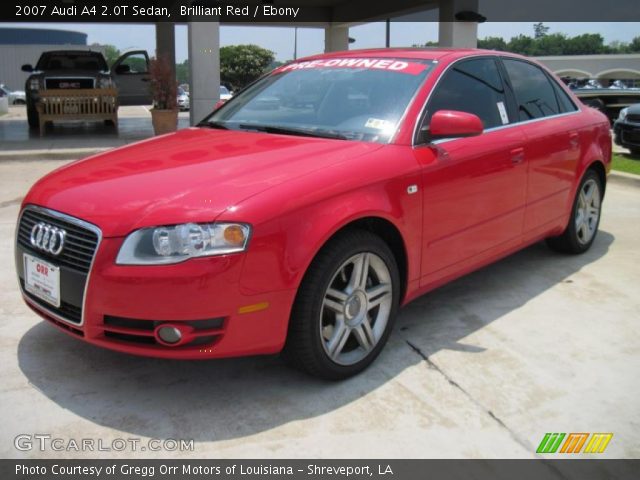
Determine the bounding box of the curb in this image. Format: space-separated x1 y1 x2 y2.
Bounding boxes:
0 147 112 161
609 170 640 187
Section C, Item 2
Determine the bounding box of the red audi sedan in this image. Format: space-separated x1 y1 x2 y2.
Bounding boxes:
16 49 611 379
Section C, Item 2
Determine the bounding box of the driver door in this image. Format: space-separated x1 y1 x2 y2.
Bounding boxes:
112 50 151 105
414 57 528 285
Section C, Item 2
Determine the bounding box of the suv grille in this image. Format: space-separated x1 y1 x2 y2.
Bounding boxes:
17 209 99 274
45 78 95 89
626 113 640 124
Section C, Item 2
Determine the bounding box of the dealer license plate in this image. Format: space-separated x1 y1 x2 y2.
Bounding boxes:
23 253 60 308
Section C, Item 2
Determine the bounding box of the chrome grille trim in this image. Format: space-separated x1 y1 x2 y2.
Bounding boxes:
16 205 103 327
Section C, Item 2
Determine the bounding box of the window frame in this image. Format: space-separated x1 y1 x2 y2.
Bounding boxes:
413 55 514 146
413 55 583 147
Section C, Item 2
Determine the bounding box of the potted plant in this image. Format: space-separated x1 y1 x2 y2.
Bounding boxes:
149 55 178 135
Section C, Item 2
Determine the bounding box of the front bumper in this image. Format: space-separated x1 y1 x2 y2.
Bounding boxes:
16 206 295 359
614 121 640 150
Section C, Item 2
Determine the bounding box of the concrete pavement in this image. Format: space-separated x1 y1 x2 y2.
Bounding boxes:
0 161 638 459
0 105 191 158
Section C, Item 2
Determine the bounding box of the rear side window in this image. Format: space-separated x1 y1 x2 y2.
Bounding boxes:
426 58 509 130
551 80 578 113
503 59 561 121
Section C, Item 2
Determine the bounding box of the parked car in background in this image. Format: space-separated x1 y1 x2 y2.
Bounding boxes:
0 84 26 104
22 49 151 128
15 49 611 379
220 85 233 101
614 103 640 156
177 86 190 111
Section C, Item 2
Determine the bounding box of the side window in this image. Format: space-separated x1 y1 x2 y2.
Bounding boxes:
503 59 561 121
425 58 509 131
115 53 149 74
551 79 578 113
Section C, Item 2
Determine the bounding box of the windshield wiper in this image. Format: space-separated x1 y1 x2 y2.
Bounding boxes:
238 124 348 140
199 120 229 130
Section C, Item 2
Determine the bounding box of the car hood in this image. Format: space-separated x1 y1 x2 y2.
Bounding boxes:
24 127 383 237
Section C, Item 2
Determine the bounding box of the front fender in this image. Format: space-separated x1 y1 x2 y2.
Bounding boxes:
233 147 423 298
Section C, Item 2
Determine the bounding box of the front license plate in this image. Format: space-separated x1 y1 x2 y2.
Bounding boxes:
23 253 60 308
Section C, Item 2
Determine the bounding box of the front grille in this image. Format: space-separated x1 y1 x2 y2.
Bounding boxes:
102 316 225 349
22 283 82 323
626 114 640 123
45 78 95 89
18 209 99 274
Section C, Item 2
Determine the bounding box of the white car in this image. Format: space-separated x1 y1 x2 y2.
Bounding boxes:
0 84 26 104
220 85 233 101
177 86 190 111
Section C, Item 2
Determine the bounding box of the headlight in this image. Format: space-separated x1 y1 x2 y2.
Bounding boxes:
29 78 40 91
98 77 114 88
116 222 251 265
618 107 628 121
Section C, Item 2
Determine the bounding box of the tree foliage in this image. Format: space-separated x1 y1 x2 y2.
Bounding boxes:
220 44 275 91
415 23 640 56
99 44 121 68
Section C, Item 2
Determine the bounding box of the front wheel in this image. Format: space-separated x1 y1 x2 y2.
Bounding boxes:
27 105 39 129
546 169 603 254
283 229 400 380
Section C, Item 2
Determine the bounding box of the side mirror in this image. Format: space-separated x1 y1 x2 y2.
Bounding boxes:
114 64 131 74
21 64 33 72
427 110 483 141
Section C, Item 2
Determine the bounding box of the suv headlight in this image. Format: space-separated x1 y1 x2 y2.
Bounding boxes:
29 78 40 91
116 222 251 265
98 76 114 88
618 107 628 121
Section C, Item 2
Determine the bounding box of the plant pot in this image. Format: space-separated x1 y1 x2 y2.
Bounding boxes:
151 108 178 135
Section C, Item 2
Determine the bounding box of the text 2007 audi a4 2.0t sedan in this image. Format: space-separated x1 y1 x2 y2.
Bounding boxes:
16 49 611 379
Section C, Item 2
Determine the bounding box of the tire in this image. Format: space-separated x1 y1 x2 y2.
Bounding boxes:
546 169 603 254
283 229 400 380
629 148 640 157
27 106 39 129
14 99 26 105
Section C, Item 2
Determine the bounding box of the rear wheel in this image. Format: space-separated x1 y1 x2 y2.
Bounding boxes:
546 169 602 254
284 229 400 380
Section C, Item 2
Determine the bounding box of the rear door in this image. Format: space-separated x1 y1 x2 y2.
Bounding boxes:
500 58 581 237
414 57 528 282
112 50 151 105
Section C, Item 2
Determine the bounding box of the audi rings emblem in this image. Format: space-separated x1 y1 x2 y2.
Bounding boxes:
30 222 66 256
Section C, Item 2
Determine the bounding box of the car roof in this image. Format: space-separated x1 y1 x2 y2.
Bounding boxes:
40 50 104 56
295 47 525 63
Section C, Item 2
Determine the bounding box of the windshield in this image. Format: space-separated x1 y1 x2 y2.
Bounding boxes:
220 85 230 95
202 57 434 143
36 52 108 71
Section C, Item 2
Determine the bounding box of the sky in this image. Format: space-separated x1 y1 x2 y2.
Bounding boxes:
1 22 639 62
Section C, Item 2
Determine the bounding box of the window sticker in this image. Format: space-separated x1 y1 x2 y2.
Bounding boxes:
497 101 509 125
365 118 394 130
275 58 428 76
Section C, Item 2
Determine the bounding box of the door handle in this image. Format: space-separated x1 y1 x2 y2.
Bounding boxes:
141 78 150 82
510 147 525 164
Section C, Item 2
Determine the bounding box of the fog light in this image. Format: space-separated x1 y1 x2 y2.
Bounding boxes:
156 326 182 345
